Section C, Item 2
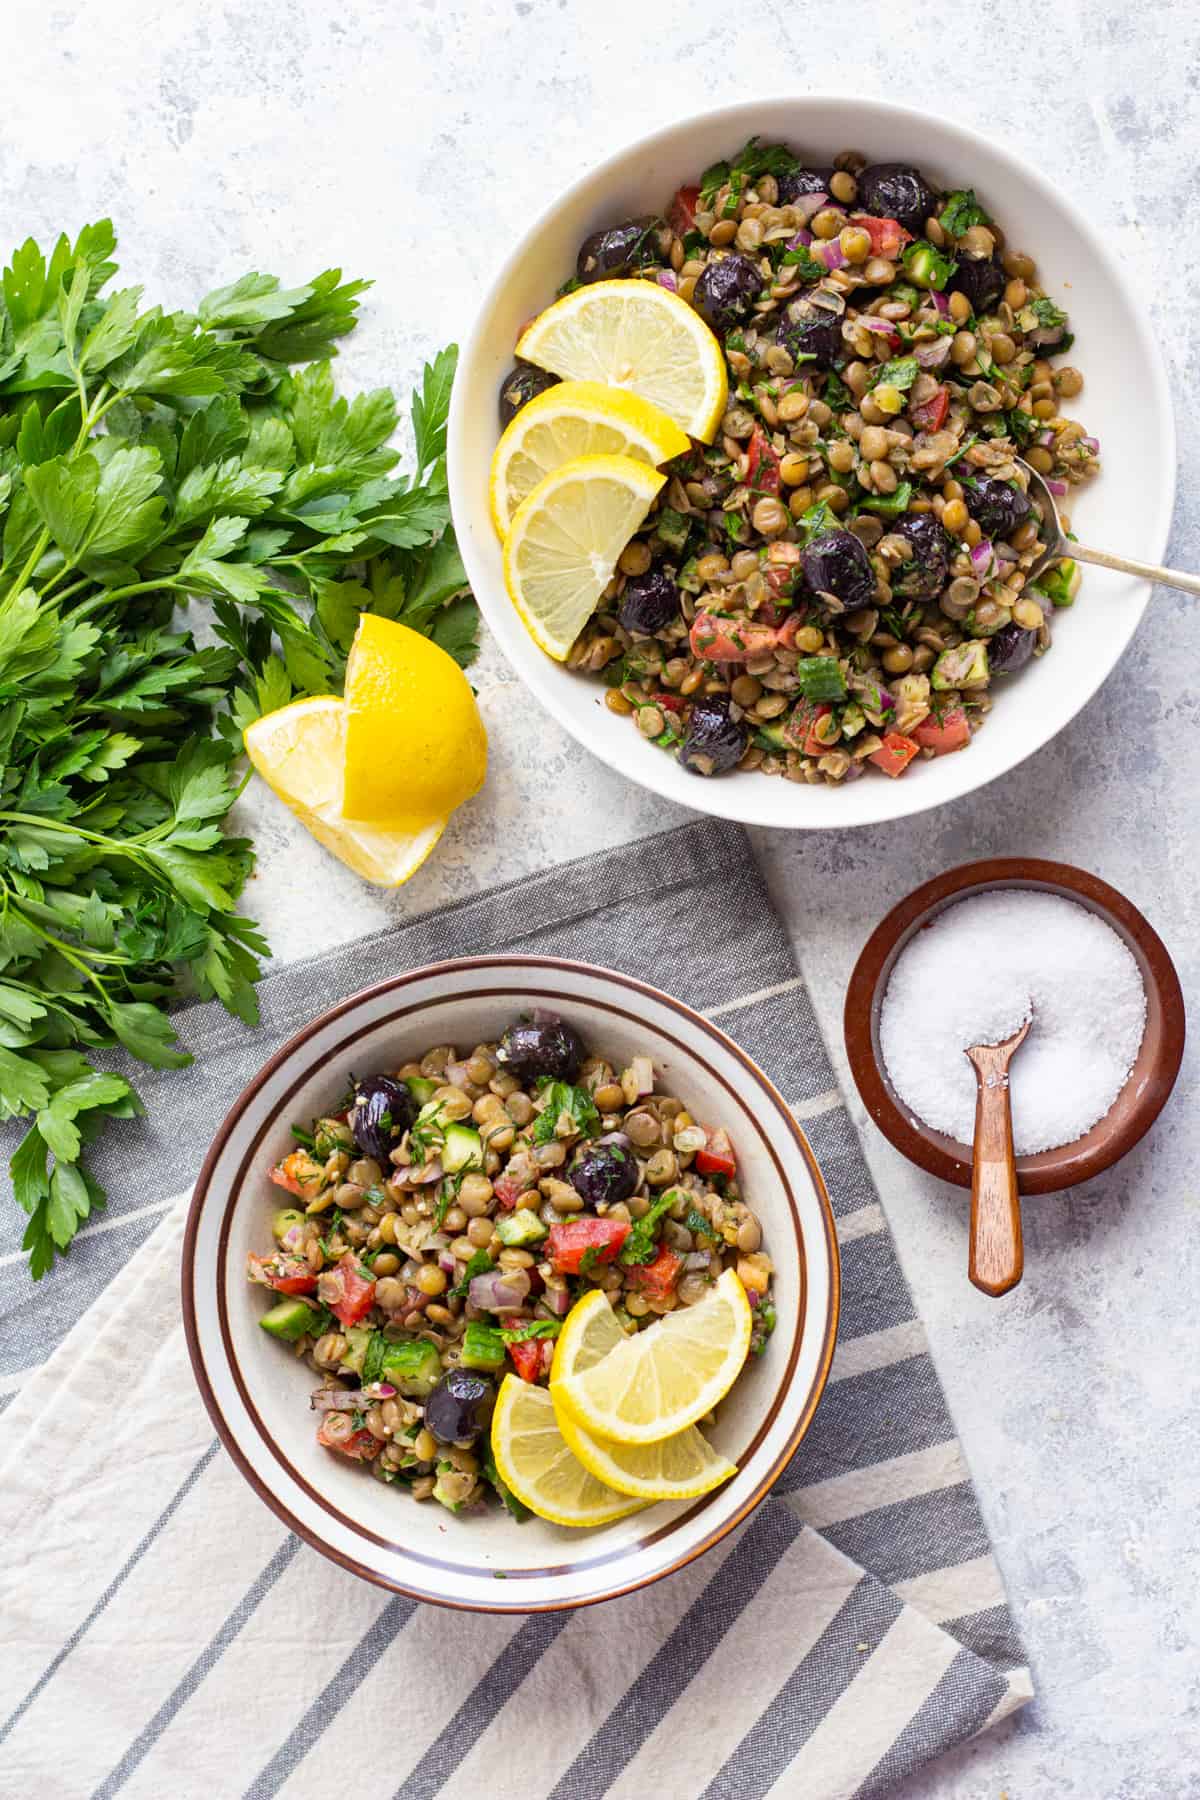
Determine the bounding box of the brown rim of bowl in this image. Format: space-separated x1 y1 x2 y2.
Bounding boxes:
844 859 1186 1195
181 954 841 1613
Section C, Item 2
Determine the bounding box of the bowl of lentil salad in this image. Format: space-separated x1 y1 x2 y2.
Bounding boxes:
449 97 1174 828
183 956 839 1611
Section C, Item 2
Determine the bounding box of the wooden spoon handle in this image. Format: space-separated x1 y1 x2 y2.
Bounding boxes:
966 1050 1024 1298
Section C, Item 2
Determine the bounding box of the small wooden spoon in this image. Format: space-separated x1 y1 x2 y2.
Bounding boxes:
966 1014 1032 1298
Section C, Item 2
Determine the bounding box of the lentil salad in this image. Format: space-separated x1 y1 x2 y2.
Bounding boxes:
501 139 1097 784
248 1012 774 1518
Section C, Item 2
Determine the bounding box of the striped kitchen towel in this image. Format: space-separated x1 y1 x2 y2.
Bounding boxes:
0 819 1031 1799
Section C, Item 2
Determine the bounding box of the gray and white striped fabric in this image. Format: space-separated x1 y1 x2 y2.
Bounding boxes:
0 820 1031 1798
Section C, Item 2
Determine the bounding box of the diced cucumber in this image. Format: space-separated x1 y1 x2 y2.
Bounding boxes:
932 641 989 690
378 1337 442 1398
495 1210 548 1247
460 1321 507 1372
259 1297 321 1342
405 1076 439 1105
271 1208 307 1243
654 507 690 554
753 720 788 751
340 1325 372 1377
361 1330 387 1386
442 1122 483 1174
433 1469 466 1514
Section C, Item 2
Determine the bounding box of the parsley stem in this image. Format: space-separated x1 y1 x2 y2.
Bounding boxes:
9 911 113 1000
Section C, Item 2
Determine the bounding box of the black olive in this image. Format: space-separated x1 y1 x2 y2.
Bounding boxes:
679 693 747 777
349 1075 417 1165
801 529 877 611
963 476 1032 540
618 568 679 636
988 622 1037 674
779 298 844 370
949 255 1005 317
425 1368 495 1446
498 360 559 429
569 1142 640 1209
855 163 939 235
576 216 663 284
890 513 953 601
775 165 836 205
497 1017 585 1083
692 255 763 335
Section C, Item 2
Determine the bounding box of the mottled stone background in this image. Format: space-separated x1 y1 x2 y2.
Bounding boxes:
4 3 1197 1794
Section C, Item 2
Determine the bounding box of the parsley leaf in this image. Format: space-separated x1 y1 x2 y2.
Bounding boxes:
530 1081 601 1145
619 1189 680 1265
869 356 919 393
499 1320 562 1343
937 189 991 237
1031 297 1068 330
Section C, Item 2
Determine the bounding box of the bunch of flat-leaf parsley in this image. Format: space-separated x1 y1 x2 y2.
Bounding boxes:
0 220 479 1276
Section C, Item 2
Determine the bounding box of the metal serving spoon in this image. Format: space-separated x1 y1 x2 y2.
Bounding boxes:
1019 461 1200 597
966 1012 1031 1299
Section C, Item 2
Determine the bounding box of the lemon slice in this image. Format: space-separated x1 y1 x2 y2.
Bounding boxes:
551 1269 753 1446
516 280 727 443
550 1287 627 1383
489 380 690 537
490 1375 645 1528
341 615 487 827
244 697 444 887
503 453 664 661
555 1402 736 1502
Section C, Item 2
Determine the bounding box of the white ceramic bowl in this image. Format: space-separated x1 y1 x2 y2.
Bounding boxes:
449 96 1175 829
183 956 839 1612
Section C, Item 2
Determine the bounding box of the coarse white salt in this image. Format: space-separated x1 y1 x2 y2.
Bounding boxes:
879 889 1147 1154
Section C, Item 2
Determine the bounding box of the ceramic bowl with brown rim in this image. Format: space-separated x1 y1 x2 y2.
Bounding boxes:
845 860 1186 1194
183 955 839 1612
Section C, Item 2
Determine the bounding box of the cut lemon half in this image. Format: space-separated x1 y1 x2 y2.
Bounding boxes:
551 1269 753 1446
555 1402 736 1502
489 1375 645 1528
489 380 690 538
244 697 444 887
550 1287 627 1385
516 280 727 443
503 453 664 661
341 615 486 827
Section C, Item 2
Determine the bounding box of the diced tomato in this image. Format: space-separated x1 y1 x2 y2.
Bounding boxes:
868 731 921 778
507 1338 549 1383
246 1252 317 1295
492 1173 526 1211
316 1418 381 1461
655 691 686 714
689 612 779 663
909 383 949 433
849 214 911 260
913 708 970 755
627 1243 684 1301
764 542 801 602
546 1217 630 1275
746 426 781 495
694 1125 737 1178
782 699 833 757
668 184 700 235
268 1149 322 1200
317 1252 376 1327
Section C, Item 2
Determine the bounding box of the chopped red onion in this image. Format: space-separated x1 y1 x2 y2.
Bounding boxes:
914 337 952 371
745 1288 761 1309
931 291 951 319
683 1251 711 1271
390 1157 443 1189
595 1130 632 1151
1046 478 1068 496
787 226 813 249
469 1268 531 1312
970 538 996 577
444 1060 471 1089
543 1284 572 1316
362 1382 397 1400
309 1388 361 1412
438 1249 458 1277
857 314 898 339
1037 429 1055 448
1082 436 1100 455
814 239 846 272
657 270 678 291
795 191 829 222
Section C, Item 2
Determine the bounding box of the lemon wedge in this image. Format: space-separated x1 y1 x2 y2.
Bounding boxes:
516 280 727 443
489 380 690 538
489 1375 645 1528
555 1404 736 1503
341 615 486 827
551 1269 753 1446
244 697 444 887
503 453 664 661
550 1287 626 1384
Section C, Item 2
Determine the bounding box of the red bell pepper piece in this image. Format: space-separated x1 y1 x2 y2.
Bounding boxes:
492 1173 526 1211
690 612 782 663
268 1149 322 1200
507 1338 550 1383
655 691 686 714
869 731 921 777
546 1217 630 1274
782 699 833 758
316 1417 381 1461
913 708 970 755
627 1243 684 1301
746 426 782 495
910 383 949 433
317 1252 376 1327
246 1252 317 1295
694 1125 737 1178
668 185 700 235
849 214 911 260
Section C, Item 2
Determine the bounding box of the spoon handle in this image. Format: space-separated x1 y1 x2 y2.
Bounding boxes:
1071 540 1200 599
965 1046 1024 1298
